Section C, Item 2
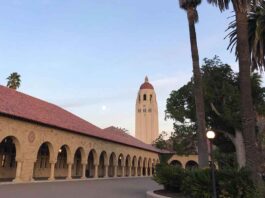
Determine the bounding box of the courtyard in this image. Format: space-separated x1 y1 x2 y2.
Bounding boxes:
0 177 160 198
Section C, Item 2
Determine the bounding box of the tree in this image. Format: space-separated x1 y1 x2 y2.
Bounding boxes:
166 57 265 168
207 0 260 182
179 0 208 168
227 1 265 70
170 123 198 155
6 72 21 90
152 131 169 150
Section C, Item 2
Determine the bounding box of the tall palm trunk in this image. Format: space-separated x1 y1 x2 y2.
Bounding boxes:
187 7 208 168
235 9 258 182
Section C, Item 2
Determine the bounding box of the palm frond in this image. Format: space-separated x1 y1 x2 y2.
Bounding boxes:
226 1 265 71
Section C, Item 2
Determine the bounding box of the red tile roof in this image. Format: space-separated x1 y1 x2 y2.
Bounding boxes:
103 126 162 152
0 85 161 153
140 82 154 90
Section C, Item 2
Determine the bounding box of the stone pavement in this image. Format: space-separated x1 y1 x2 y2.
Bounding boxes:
0 177 161 198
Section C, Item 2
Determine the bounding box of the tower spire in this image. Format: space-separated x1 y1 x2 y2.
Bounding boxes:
145 76 149 82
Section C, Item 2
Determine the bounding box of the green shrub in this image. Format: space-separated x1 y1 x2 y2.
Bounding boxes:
217 168 258 198
181 168 258 198
182 169 212 198
153 163 259 197
153 163 185 192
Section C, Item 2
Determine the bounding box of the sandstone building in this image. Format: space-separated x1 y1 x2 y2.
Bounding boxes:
135 77 159 144
0 81 198 183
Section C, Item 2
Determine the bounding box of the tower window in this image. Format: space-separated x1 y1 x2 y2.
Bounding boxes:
138 94 141 102
138 109 141 113
150 94 152 102
143 108 146 112
148 108 152 112
143 94 147 101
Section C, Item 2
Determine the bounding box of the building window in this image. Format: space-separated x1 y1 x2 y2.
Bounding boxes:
143 108 146 113
138 109 141 113
143 94 147 101
138 94 141 102
148 108 152 113
150 94 152 102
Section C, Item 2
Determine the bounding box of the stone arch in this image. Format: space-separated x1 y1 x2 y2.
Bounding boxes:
98 151 108 178
108 152 116 177
54 144 71 179
125 155 131 177
185 160 198 169
33 141 54 180
117 153 124 177
131 156 137 176
170 160 183 168
137 157 142 176
72 147 85 178
86 149 97 178
0 136 21 181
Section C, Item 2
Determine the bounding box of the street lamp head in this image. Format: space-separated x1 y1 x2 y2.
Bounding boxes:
206 130 215 139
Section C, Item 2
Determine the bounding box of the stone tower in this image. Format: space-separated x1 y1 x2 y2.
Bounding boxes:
135 76 159 144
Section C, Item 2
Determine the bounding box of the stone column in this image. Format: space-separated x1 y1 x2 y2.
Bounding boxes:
67 163 72 179
145 168 148 176
140 167 143 176
134 166 137 177
49 162 55 181
94 164 98 178
13 161 22 182
81 163 87 179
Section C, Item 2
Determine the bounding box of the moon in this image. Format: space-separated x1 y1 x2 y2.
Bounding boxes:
101 105 107 111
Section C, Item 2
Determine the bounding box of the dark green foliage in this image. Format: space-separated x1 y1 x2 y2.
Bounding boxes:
166 56 265 155
171 124 197 155
153 164 185 192
182 169 212 198
153 164 258 197
217 168 258 197
226 1 265 71
152 131 168 150
159 153 174 165
213 148 237 169
6 72 21 90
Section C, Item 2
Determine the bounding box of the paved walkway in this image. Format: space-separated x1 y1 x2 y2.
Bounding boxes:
0 177 161 198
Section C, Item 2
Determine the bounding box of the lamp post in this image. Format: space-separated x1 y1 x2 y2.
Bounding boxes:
206 130 217 198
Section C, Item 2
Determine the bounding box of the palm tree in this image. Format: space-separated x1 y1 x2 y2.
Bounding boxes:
227 1 265 70
179 0 209 168
207 0 260 182
6 72 21 90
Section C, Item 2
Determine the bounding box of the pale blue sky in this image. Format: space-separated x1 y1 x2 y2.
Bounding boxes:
0 0 256 135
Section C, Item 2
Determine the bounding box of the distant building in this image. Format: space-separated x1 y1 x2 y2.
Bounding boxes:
135 77 159 144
